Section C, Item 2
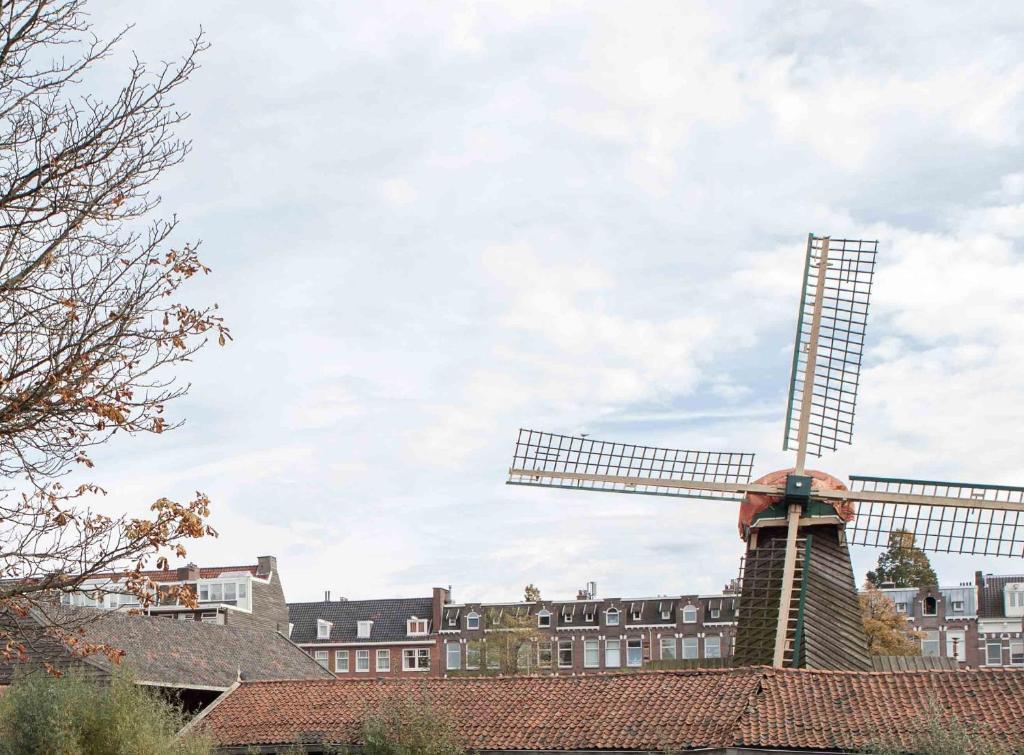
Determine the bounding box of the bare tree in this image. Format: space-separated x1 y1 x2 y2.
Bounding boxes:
0 0 226 661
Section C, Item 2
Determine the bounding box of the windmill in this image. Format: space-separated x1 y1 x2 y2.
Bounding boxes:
505 234 1024 670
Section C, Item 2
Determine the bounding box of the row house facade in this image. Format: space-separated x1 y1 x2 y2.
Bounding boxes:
976 571 1024 667
59 555 289 634
289 586 738 678
876 583 979 665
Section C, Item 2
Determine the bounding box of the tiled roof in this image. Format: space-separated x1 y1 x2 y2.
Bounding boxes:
84 564 260 583
288 597 433 643
977 573 1024 618
2 607 333 690
196 667 1024 752
197 668 760 750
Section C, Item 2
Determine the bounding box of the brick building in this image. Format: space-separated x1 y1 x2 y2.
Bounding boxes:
976 571 1024 667
876 583 979 665
289 585 738 677
60 555 289 634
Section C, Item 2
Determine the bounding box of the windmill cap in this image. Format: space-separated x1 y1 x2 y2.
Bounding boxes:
738 468 854 538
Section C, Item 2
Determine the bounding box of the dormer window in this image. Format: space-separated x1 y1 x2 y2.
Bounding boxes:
630 604 642 622
561 606 574 624
896 602 908 613
923 596 938 616
466 611 480 630
682 605 697 623
951 600 964 613
537 609 552 628
606 607 620 626
317 619 332 640
407 617 429 636
447 614 457 627
357 620 373 639
584 607 595 622
710 608 721 619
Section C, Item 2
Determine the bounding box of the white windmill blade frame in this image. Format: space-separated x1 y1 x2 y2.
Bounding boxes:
507 468 782 502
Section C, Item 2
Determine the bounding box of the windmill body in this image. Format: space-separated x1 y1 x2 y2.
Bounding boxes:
506 234 1024 669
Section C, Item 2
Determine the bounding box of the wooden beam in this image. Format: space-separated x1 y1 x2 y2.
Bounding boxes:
772 503 802 667
508 469 783 496
794 237 830 476
814 488 1024 514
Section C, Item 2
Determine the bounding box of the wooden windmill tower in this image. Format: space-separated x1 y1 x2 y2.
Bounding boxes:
506 234 1024 669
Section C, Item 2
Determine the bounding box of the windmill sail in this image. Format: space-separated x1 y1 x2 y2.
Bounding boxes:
838 475 1024 557
783 235 878 458
507 429 756 502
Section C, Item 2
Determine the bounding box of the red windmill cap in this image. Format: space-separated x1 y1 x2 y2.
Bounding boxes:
738 468 855 539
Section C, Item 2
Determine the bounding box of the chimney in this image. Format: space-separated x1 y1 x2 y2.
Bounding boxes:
577 589 588 600
176 563 199 582
257 555 277 578
588 581 597 599
975 570 985 588
432 586 450 631
324 590 331 602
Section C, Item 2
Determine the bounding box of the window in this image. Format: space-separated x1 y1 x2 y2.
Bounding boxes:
335 650 349 673
537 641 553 667
562 609 573 624
558 639 573 668
923 596 937 616
177 613 192 621
447 613 457 627
1010 640 1024 666
710 608 721 619
402 648 430 671
517 643 532 672
660 637 677 660
682 636 698 659
921 630 940 657
357 620 373 639
682 605 697 623
605 639 621 668
356 649 370 672
951 600 964 613
630 608 642 622
486 643 500 670
626 638 642 667
377 649 391 672
537 610 551 628
945 630 965 661
200 612 218 624
314 650 328 668
467 641 481 670
584 638 599 668
317 619 332 640
466 612 480 630
446 642 461 671
605 608 620 626
197 579 249 608
584 608 595 622
705 636 722 659
407 618 429 636
895 602 908 614
661 609 672 621
986 642 1003 666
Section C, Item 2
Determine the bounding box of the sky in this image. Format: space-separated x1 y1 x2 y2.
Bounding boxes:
76 1 1024 602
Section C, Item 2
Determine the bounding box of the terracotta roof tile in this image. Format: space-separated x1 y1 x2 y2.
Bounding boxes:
197 667 1024 752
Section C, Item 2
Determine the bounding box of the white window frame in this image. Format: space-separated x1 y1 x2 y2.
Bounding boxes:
682 636 698 660
466 612 480 630
583 638 599 668
605 639 621 668
357 620 373 639
557 639 573 668
710 608 721 619
402 647 430 672
945 630 965 662
682 605 697 623
466 641 481 670
951 600 964 613
356 649 370 672
660 609 671 621
895 602 908 614
630 608 642 622
626 638 642 667
986 641 1003 666
1010 639 1024 666
200 611 218 624
537 641 552 667
605 608 620 626
705 636 722 659
660 637 677 661
584 609 595 622
406 617 429 636
335 649 349 673
446 641 461 671
317 619 332 640
921 630 940 657
314 650 329 668
376 648 391 672
537 610 551 628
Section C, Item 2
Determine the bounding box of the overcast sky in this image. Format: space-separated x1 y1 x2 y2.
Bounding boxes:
81 2 1024 602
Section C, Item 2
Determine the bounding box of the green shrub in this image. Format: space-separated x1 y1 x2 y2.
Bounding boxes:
0 668 211 755
361 690 464 755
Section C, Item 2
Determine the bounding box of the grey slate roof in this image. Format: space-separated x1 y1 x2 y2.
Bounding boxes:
977 574 1024 618
288 597 433 643
0 606 333 690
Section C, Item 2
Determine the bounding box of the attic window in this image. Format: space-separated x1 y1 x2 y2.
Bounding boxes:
682 605 697 623
584 607 595 622
357 620 373 639
660 604 672 621
630 604 642 622
923 597 937 616
466 612 480 630
710 607 721 619
605 607 620 626
317 619 332 640
895 602 908 613
561 606 574 623
447 613 457 627
537 609 551 628
407 617 429 636
951 600 964 613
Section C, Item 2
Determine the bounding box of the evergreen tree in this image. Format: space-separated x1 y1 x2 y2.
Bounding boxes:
866 529 939 587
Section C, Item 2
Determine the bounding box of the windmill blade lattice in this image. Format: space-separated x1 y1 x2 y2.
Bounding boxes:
783 235 878 458
508 429 756 502
842 475 1024 557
